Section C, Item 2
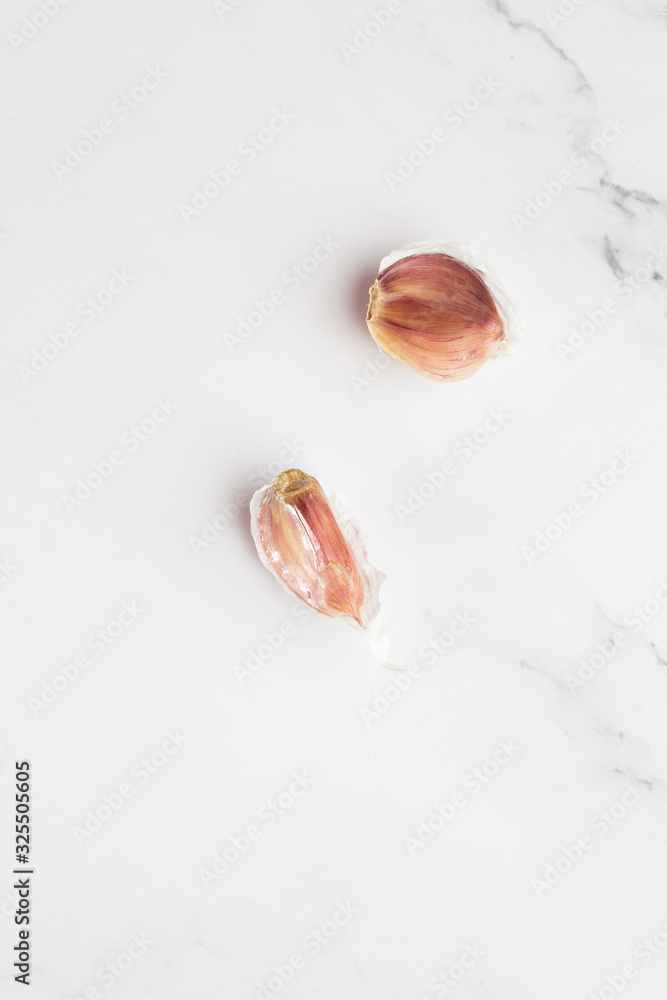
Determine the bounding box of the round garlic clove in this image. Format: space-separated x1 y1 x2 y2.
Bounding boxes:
366 240 521 382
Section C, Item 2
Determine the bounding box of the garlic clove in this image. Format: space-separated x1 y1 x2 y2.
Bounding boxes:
254 468 365 622
250 468 390 665
366 240 521 382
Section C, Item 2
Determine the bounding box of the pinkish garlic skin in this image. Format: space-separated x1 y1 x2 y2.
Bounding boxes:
255 469 365 622
367 253 505 381
250 469 393 667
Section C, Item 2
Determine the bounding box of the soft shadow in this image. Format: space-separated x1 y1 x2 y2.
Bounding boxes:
346 263 379 340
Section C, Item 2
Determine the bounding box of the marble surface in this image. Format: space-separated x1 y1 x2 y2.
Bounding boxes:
2 0 667 997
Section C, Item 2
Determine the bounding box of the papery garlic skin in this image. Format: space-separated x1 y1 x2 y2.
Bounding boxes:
250 468 390 664
366 240 520 382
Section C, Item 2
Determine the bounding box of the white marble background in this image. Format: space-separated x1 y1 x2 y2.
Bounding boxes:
2 0 667 997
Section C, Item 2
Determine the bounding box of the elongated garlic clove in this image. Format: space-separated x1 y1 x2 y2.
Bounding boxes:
366 240 520 382
250 468 391 665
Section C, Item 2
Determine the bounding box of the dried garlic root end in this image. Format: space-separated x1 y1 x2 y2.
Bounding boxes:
273 468 315 503
366 280 378 323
